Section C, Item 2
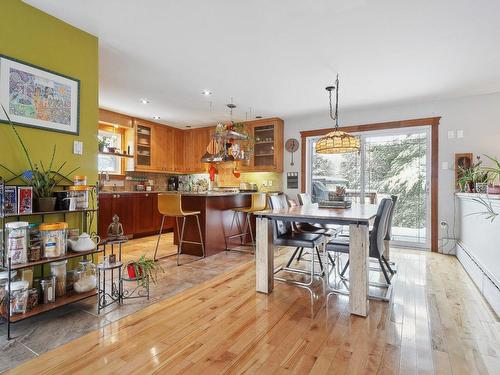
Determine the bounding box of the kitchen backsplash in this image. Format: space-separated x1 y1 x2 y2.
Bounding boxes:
104 169 282 192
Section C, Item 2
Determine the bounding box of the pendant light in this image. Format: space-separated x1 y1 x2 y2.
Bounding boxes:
315 74 360 154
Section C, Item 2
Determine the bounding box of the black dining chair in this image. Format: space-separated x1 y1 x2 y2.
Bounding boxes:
326 197 395 285
384 195 398 262
269 194 327 287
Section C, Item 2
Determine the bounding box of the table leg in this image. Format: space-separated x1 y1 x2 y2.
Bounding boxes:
349 223 369 316
256 217 274 294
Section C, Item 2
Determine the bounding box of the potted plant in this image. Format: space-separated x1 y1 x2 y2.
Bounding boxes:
483 155 500 194
125 255 164 287
98 136 109 152
0 105 77 212
457 165 476 192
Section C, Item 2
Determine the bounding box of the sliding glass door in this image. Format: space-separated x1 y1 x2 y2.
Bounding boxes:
307 126 431 249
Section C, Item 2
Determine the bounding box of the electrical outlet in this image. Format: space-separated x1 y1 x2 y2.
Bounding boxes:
262 181 268 187
268 180 273 187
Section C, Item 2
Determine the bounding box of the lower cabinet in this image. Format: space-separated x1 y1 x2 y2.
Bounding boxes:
98 193 174 239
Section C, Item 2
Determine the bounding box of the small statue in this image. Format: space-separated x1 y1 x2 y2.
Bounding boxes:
107 214 126 240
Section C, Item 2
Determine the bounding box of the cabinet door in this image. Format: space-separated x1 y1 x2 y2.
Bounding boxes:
173 129 185 172
136 123 153 170
183 130 195 172
113 194 135 237
163 127 175 172
134 193 156 234
253 123 277 169
98 194 114 238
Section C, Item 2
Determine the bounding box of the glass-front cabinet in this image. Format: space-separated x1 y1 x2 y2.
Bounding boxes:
243 118 283 172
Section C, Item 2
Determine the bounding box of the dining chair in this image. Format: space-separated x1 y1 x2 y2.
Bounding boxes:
269 194 327 287
326 198 395 285
384 195 398 261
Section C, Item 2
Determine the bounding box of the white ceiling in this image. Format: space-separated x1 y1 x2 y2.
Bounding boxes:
24 0 500 128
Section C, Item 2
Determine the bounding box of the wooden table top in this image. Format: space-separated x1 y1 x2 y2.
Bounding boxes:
255 203 379 224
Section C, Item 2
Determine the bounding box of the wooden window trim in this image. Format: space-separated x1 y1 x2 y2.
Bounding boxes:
300 116 441 252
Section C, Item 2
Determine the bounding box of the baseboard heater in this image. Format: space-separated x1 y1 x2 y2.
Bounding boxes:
456 241 500 318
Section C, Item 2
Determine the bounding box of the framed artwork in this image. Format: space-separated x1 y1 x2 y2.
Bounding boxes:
455 152 473 188
0 54 80 135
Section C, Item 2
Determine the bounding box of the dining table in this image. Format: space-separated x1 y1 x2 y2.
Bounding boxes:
254 202 379 317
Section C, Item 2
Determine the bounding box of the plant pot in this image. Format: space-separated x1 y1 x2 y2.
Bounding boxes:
34 197 57 212
475 182 488 194
98 144 105 152
127 263 143 279
487 185 500 194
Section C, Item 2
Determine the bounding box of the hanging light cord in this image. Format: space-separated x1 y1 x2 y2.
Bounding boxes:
328 74 340 129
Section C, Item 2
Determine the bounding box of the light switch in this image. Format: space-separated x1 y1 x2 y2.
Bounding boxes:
73 141 83 155
457 130 464 139
441 162 449 170
447 131 455 139
268 180 273 187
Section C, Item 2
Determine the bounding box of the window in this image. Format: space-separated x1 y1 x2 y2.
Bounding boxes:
98 130 122 174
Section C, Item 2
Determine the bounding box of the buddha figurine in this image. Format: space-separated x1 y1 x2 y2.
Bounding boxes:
107 214 125 240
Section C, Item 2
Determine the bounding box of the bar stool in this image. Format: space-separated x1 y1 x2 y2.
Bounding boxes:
154 193 205 266
225 192 267 253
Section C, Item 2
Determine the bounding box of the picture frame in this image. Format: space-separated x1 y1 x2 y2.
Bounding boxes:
0 54 80 135
455 152 473 188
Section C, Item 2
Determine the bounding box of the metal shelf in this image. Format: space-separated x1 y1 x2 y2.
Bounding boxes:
2 208 97 219
8 248 103 270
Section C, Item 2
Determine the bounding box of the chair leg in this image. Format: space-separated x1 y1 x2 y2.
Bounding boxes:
315 247 324 271
154 215 165 261
235 212 244 245
381 255 395 275
247 213 255 250
195 214 205 258
177 216 186 266
378 258 391 284
328 252 335 267
297 247 304 261
340 259 349 278
286 247 301 268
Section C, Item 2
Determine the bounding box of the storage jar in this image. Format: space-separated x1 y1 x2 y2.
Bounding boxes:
5 222 29 264
50 260 67 297
39 222 68 258
68 186 89 210
40 277 56 304
73 175 87 186
5 280 29 315
74 259 97 293
27 288 39 310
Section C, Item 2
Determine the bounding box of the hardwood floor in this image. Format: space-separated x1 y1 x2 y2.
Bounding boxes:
6 249 500 374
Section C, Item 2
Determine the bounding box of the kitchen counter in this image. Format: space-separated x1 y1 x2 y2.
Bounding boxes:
99 190 254 196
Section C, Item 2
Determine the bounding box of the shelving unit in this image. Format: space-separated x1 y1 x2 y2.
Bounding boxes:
0 180 101 339
253 124 275 167
98 151 134 159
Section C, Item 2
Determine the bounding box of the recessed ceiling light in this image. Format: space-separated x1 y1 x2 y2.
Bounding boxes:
201 89 212 96
140 98 150 104
153 115 160 120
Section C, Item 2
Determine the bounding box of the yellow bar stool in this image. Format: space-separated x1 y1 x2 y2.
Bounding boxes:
154 193 205 266
225 192 267 254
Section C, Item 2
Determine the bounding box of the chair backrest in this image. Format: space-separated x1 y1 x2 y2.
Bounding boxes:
369 198 393 258
250 193 267 211
268 194 292 237
297 193 313 206
312 181 329 201
384 195 398 240
158 193 184 216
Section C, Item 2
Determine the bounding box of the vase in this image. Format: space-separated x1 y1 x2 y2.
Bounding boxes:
34 197 57 212
475 182 488 194
127 264 143 279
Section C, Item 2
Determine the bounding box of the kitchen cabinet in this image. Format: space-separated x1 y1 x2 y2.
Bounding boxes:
134 120 154 170
183 127 213 173
98 192 174 239
241 118 284 172
98 193 136 238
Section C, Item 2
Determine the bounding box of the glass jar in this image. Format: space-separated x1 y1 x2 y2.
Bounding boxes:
27 288 39 310
6 222 29 264
5 280 29 315
74 259 97 293
39 222 68 258
68 186 89 210
73 175 87 186
40 277 56 304
50 260 67 297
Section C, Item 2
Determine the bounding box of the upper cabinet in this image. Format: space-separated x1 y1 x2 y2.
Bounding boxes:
243 118 284 172
100 110 283 173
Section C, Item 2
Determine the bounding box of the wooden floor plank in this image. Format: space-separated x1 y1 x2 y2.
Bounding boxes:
6 248 500 375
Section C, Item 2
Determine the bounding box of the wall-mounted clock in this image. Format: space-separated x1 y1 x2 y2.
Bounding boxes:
285 138 299 166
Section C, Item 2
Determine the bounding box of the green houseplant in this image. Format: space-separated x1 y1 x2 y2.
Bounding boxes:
125 255 164 287
0 105 78 211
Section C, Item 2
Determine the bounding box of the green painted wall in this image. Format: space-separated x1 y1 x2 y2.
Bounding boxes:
0 0 98 185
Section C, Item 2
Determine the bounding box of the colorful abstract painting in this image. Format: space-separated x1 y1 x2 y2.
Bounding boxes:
0 55 79 134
